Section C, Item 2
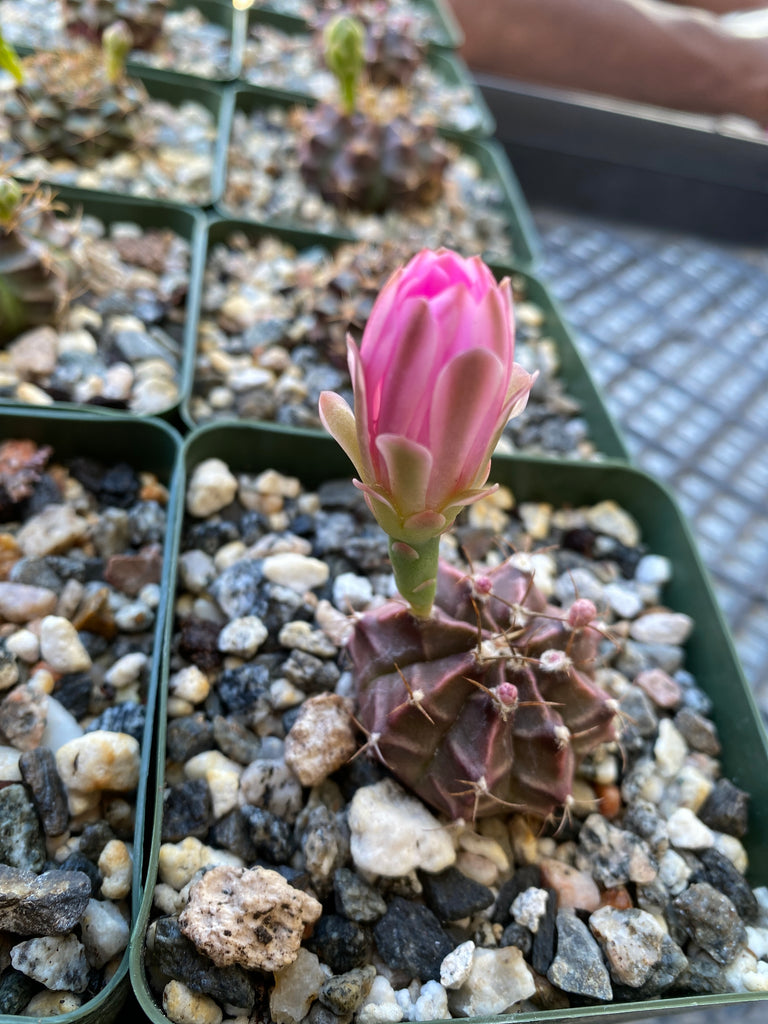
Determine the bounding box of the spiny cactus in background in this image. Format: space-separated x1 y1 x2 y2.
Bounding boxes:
298 14 448 214
349 558 618 821
0 177 74 344
365 16 426 88
5 22 147 165
62 0 170 50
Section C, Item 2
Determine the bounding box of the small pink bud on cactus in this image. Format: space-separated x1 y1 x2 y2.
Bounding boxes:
319 247 535 616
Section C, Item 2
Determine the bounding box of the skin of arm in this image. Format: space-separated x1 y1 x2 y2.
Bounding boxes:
447 0 768 124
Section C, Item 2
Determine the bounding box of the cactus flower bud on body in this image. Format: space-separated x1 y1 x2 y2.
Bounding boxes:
323 13 366 115
319 247 535 616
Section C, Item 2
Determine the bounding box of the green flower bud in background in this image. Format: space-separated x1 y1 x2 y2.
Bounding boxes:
0 177 22 226
103 20 133 84
323 14 366 115
0 27 24 82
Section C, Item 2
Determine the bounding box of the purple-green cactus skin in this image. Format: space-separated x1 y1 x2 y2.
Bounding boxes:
349 558 617 821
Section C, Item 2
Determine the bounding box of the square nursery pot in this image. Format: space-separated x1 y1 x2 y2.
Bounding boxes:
215 87 540 270
238 9 494 138
125 0 248 83
0 0 244 82
131 421 768 1024
225 0 465 51
0 184 207 420
0 407 182 1024
180 215 627 460
1 61 227 208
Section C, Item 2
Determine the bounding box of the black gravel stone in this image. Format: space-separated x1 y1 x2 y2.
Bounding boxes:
162 779 212 843
208 809 257 862
671 948 727 995
166 713 215 762
18 747 69 837
0 970 38 1014
418 866 494 922
178 616 223 674
87 700 146 742
334 868 387 923
531 888 558 976
151 916 257 1009
78 821 116 862
57 851 100 894
54 671 93 719
698 778 749 837
492 865 542 924
500 921 533 956
693 847 759 922
241 805 295 863
306 914 369 974
217 663 272 715
373 897 453 981
184 519 240 555
99 462 140 508
212 714 262 765
670 882 746 965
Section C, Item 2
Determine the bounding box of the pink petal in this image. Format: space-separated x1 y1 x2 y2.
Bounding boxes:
427 347 508 505
373 300 441 443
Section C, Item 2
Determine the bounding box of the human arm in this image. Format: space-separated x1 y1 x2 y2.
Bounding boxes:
447 0 768 124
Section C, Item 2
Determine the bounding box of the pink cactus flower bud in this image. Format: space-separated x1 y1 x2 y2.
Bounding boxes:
568 598 598 630
319 247 535 616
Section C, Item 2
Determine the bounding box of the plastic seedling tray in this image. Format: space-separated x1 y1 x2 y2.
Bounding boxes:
0 406 183 1024
216 0 465 51
0 184 206 422
214 86 539 269
130 420 768 1024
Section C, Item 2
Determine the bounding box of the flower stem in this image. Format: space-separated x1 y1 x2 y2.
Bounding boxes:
388 536 440 618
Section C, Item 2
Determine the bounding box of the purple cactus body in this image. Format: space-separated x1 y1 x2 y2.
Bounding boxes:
349 559 617 820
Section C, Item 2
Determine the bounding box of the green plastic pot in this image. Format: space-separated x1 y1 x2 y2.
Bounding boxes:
180 215 621 457
0 407 183 1024
4 59 227 209
130 420 768 1024
237 9 493 137
214 86 539 269
0 184 206 422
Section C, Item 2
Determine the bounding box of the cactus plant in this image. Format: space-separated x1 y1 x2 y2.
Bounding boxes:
360 13 426 88
321 247 616 821
5 22 146 165
0 177 74 344
298 14 449 214
62 0 170 50
349 557 618 820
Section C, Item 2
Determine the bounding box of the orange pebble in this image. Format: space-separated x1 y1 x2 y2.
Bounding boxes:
599 885 633 910
595 783 622 819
